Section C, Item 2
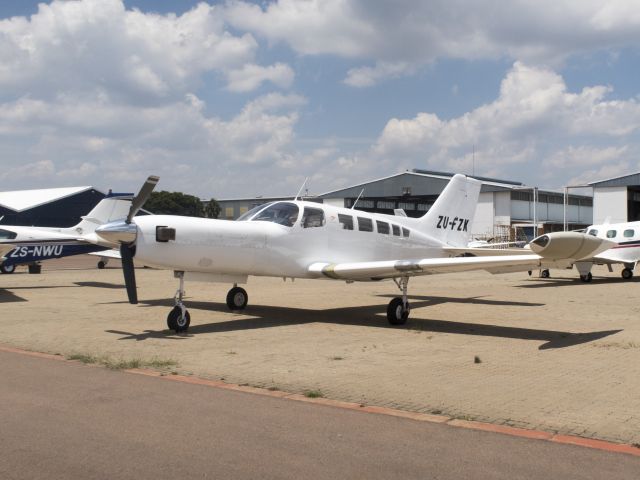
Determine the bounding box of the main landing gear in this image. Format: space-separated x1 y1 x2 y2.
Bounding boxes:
621 266 634 280
387 277 410 325
165 274 250 333
0 264 15 274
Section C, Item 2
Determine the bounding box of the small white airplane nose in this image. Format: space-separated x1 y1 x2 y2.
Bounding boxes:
530 231 615 260
95 220 137 244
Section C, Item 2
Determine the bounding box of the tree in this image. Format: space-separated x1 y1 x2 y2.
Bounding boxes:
145 191 205 217
204 199 221 219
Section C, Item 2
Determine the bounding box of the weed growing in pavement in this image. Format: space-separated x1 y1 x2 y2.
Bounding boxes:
304 390 324 398
67 353 177 371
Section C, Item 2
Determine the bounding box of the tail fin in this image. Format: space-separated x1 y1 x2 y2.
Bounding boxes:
64 196 132 235
418 174 482 247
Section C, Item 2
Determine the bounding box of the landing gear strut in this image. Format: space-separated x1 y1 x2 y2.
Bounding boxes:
226 285 248 310
167 271 190 333
387 277 410 325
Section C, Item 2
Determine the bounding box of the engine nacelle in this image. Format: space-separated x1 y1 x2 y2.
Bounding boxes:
529 232 615 260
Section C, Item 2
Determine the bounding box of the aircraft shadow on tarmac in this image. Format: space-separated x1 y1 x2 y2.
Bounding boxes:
75 281 128 290
104 296 620 350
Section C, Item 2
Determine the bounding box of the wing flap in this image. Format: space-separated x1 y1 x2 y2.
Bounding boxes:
309 254 544 281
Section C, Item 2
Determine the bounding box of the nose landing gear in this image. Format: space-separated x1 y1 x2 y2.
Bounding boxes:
167 271 190 333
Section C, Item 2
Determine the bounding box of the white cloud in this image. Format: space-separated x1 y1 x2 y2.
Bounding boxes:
226 63 295 92
225 0 640 86
344 62 413 87
371 62 640 186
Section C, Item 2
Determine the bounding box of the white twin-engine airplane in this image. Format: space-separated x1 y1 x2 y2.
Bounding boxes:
0 196 133 273
534 220 640 282
95 174 614 333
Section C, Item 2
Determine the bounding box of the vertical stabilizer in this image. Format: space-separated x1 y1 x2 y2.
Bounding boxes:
418 174 482 247
63 197 133 235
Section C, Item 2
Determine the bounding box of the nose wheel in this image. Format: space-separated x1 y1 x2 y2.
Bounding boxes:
167 271 190 333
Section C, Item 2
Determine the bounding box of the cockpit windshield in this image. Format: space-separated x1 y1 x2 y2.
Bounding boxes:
236 203 274 222
252 202 300 227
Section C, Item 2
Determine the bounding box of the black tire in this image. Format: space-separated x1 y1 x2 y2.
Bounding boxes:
387 297 409 326
0 264 16 274
167 306 190 333
580 273 592 283
226 286 248 310
621 268 633 280
540 269 550 278
97 261 106 269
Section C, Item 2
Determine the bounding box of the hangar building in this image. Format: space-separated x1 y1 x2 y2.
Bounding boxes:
218 170 593 241
0 186 105 227
590 172 640 224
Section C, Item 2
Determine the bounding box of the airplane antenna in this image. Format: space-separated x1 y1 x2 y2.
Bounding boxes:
294 177 308 201
351 188 365 210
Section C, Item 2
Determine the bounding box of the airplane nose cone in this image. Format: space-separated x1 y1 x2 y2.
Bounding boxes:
95 220 137 244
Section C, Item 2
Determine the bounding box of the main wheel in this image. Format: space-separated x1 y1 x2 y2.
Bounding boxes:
621 268 633 280
387 297 409 326
167 306 191 333
97 260 106 269
580 272 592 283
540 269 550 278
226 286 248 310
0 264 16 274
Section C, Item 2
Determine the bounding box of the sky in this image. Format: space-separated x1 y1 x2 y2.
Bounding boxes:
0 0 639 199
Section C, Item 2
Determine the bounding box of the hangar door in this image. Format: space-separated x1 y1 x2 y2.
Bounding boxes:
628 187 640 222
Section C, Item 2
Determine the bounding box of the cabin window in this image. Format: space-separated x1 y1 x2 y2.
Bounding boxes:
624 229 635 238
606 230 617 238
587 229 598 236
357 217 373 232
338 214 354 230
0 229 17 240
376 221 390 234
237 202 273 221
402 227 410 238
392 225 401 236
302 207 325 228
253 202 299 227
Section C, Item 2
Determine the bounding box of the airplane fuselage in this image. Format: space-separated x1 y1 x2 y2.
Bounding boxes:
586 221 640 264
132 201 452 279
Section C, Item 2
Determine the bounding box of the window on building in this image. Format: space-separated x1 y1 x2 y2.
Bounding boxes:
402 186 412 196
402 227 410 238
358 217 373 232
588 229 598 236
225 207 234 219
338 213 354 230
376 221 390 234
606 230 617 238
302 207 325 228
392 224 401 236
377 200 395 209
624 229 635 238
398 202 415 210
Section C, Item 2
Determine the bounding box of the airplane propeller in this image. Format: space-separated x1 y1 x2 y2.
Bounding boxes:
95 175 159 305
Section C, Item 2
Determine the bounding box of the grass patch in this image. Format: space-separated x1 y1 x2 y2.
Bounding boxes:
593 341 640 350
304 390 324 399
67 353 177 371
330 356 344 361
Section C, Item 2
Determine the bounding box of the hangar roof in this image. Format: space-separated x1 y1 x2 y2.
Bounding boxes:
588 172 640 188
317 170 523 198
0 186 97 212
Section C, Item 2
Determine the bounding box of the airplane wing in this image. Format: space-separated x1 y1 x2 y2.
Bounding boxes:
88 249 121 259
0 243 16 262
308 254 553 281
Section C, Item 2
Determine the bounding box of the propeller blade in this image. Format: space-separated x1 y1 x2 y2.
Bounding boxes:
126 175 159 224
120 244 138 304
